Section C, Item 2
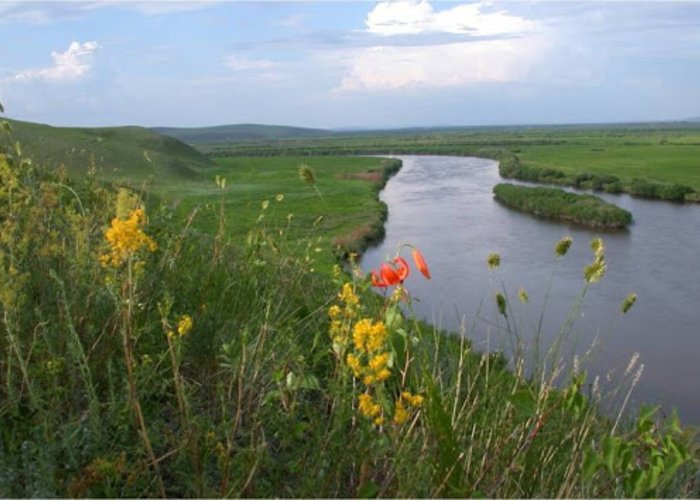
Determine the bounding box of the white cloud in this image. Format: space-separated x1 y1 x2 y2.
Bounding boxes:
338 0 548 92
13 41 100 82
365 0 536 37
338 37 548 92
224 55 278 72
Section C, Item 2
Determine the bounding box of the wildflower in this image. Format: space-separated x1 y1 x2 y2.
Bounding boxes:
368 352 389 371
393 398 410 424
101 207 157 267
487 253 501 269
412 248 431 279
353 318 387 354
620 293 637 314
394 256 410 281
358 393 381 418
338 283 360 308
401 391 424 407
555 236 573 257
584 256 606 283
375 368 391 382
346 353 362 377
518 287 529 304
177 315 193 337
374 416 385 426
371 271 388 288
261 200 269 210
496 293 507 317
380 263 401 286
275 194 284 202
328 305 342 319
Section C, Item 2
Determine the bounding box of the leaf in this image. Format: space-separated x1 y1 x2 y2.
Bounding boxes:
602 436 619 475
356 481 379 498
582 448 599 480
508 389 536 419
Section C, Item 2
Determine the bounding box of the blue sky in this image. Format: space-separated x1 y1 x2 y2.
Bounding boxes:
1 1 699 129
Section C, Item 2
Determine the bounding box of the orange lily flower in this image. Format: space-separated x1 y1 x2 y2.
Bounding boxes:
412 248 431 280
394 256 410 281
371 271 388 288
380 262 401 286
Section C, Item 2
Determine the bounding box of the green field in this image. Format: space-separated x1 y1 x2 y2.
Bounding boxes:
175 123 700 195
164 155 401 266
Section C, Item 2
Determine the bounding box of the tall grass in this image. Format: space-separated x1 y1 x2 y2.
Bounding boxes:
0 122 698 496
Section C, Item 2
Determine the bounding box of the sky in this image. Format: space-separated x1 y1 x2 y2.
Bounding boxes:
1 0 699 129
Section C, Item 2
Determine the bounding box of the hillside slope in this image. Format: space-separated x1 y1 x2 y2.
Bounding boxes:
4 118 214 181
153 123 331 144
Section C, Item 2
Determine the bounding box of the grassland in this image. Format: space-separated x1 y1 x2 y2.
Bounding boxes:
4 118 214 182
178 122 700 200
2 115 699 496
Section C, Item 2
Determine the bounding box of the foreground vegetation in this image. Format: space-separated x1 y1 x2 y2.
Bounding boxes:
1 120 699 496
493 183 633 229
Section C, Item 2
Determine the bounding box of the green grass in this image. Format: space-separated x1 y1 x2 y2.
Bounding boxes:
3 118 214 182
156 155 401 268
1 149 697 497
191 123 700 195
1 111 698 497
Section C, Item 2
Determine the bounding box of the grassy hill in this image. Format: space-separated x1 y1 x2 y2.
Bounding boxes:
153 123 331 144
4 118 214 181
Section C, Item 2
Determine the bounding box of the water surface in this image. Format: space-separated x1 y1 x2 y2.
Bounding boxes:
361 156 700 423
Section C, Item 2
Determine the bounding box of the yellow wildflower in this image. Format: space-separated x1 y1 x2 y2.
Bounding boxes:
375 368 391 382
101 207 157 267
353 319 387 354
518 287 529 304
401 391 424 407
346 353 362 377
487 253 501 269
374 416 385 426
339 283 359 307
358 393 381 418
393 398 410 425
328 305 342 319
177 315 193 337
368 352 389 371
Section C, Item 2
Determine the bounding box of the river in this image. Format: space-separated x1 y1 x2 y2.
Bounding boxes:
361 155 700 424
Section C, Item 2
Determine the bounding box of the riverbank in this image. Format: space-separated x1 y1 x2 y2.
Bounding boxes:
498 153 700 203
492 182 633 229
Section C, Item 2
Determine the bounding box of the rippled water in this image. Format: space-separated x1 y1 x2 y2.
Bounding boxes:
361 156 700 423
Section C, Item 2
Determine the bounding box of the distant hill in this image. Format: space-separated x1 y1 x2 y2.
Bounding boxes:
3 118 214 181
153 123 332 144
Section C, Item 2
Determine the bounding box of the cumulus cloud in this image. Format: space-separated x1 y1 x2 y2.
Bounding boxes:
338 0 548 92
13 41 100 82
366 0 536 37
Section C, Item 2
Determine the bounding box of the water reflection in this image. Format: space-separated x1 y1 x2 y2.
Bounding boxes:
361 156 700 423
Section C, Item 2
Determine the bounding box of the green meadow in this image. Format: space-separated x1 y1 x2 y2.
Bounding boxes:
1 114 699 497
